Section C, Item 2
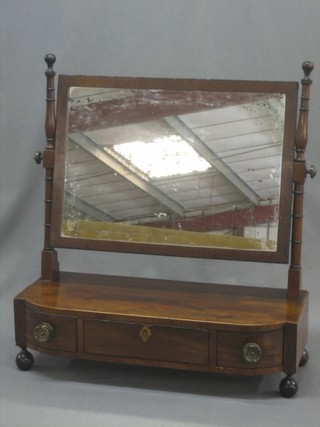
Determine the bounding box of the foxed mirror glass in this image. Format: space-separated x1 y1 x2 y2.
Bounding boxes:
51 76 298 262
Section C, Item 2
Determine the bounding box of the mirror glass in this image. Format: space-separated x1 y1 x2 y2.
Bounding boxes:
63 87 285 251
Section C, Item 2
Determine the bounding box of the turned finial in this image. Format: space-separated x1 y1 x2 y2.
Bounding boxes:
302 61 314 80
45 53 56 74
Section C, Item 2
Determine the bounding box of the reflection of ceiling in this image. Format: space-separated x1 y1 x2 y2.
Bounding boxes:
64 90 284 231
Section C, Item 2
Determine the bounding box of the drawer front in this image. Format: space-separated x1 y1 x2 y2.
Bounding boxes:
217 329 283 369
84 319 209 365
26 307 77 352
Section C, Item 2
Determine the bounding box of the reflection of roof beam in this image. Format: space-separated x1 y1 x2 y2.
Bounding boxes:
143 204 277 233
164 115 260 206
64 191 115 221
69 91 268 133
69 133 186 217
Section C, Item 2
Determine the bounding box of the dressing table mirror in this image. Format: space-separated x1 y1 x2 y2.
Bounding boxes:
14 55 316 397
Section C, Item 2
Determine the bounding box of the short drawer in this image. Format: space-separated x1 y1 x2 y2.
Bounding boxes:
217 329 283 369
26 307 77 352
84 319 209 365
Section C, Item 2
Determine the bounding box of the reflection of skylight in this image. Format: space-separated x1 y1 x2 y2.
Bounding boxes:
113 135 211 178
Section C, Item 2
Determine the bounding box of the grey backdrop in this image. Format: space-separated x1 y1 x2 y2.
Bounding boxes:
1 1 319 426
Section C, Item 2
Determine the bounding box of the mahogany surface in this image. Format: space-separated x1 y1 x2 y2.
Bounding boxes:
15 272 307 327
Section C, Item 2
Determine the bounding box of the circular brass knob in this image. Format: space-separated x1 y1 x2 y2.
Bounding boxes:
33 322 54 343
242 342 262 363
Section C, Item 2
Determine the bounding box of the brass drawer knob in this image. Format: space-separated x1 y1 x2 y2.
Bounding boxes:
33 322 54 343
242 342 262 363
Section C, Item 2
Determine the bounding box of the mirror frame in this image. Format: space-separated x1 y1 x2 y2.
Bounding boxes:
51 75 298 263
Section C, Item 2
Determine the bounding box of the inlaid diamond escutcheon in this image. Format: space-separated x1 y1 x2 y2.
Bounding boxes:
139 325 152 342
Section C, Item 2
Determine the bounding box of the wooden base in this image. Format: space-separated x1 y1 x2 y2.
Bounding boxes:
14 272 308 394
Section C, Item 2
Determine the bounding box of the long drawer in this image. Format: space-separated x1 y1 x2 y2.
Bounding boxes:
83 319 209 366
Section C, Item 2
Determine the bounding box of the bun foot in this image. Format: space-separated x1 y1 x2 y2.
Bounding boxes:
299 348 309 367
16 348 34 371
279 375 298 398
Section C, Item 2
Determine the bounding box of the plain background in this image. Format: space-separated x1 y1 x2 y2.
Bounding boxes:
1 1 319 426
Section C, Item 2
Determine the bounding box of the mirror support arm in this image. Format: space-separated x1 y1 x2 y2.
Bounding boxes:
288 62 314 299
41 54 59 281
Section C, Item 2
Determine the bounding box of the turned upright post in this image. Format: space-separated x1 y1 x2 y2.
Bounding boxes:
41 54 59 281
288 61 315 299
